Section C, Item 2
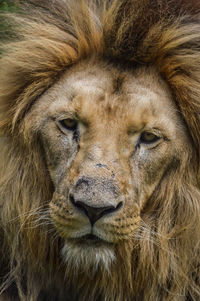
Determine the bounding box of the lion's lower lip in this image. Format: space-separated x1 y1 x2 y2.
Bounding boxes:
81 234 99 240
78 234 103 244
69 234 108 245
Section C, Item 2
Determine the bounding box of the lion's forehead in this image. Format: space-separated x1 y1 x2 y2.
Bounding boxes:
34 61 180 136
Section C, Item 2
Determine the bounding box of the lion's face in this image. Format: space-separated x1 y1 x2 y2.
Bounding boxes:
25 59 190 270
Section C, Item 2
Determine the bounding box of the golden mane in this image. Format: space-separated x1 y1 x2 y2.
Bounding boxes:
0 0 200 300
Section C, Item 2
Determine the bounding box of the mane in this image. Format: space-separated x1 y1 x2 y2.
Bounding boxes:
0 0 200 300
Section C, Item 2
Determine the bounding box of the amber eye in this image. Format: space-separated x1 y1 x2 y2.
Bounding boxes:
140 132 160 144
59 118 78 131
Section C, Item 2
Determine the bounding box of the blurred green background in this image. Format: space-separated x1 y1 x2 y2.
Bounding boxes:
0 0 18 54
0 0 17 12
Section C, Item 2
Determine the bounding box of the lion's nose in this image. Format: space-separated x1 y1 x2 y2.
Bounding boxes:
69 176 122 225
70 194 122 225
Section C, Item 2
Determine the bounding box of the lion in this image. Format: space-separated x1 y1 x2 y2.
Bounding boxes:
0 0 199 300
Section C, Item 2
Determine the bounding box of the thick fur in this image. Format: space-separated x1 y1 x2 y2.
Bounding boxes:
0 1 200 300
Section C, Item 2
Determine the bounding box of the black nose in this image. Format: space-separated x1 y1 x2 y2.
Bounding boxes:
70 195 122 226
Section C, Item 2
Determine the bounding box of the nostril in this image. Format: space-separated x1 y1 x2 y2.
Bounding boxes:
117 201 123 210
103 201 123 216
69 194 87 214
69 194 75 207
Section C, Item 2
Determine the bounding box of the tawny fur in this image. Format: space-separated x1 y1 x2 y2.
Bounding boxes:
0 1 200 300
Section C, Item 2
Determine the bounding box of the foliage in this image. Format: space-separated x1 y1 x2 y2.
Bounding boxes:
0 0 17 12
0 1 18 54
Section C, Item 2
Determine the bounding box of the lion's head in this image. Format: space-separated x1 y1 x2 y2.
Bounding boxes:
0 1 199 301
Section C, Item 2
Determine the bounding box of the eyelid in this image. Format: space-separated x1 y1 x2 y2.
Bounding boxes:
142 127 167 139
128 126 163 137
50 111 77 121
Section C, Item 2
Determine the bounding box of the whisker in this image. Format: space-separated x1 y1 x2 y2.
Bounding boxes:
133 219 180 257
8 203 50 223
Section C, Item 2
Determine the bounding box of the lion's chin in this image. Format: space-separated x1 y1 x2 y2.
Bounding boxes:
61 235 116 273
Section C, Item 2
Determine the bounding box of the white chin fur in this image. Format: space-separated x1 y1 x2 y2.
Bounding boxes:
61 239 116 273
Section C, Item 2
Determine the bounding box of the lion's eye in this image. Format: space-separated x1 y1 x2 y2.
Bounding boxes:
59 118 78 131
140 132 160 144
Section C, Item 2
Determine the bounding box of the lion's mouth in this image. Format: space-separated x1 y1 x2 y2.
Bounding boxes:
69 233 111 246
80 234 99 241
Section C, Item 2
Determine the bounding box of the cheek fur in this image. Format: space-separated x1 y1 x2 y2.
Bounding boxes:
41 129 80 186
129 144 175 205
